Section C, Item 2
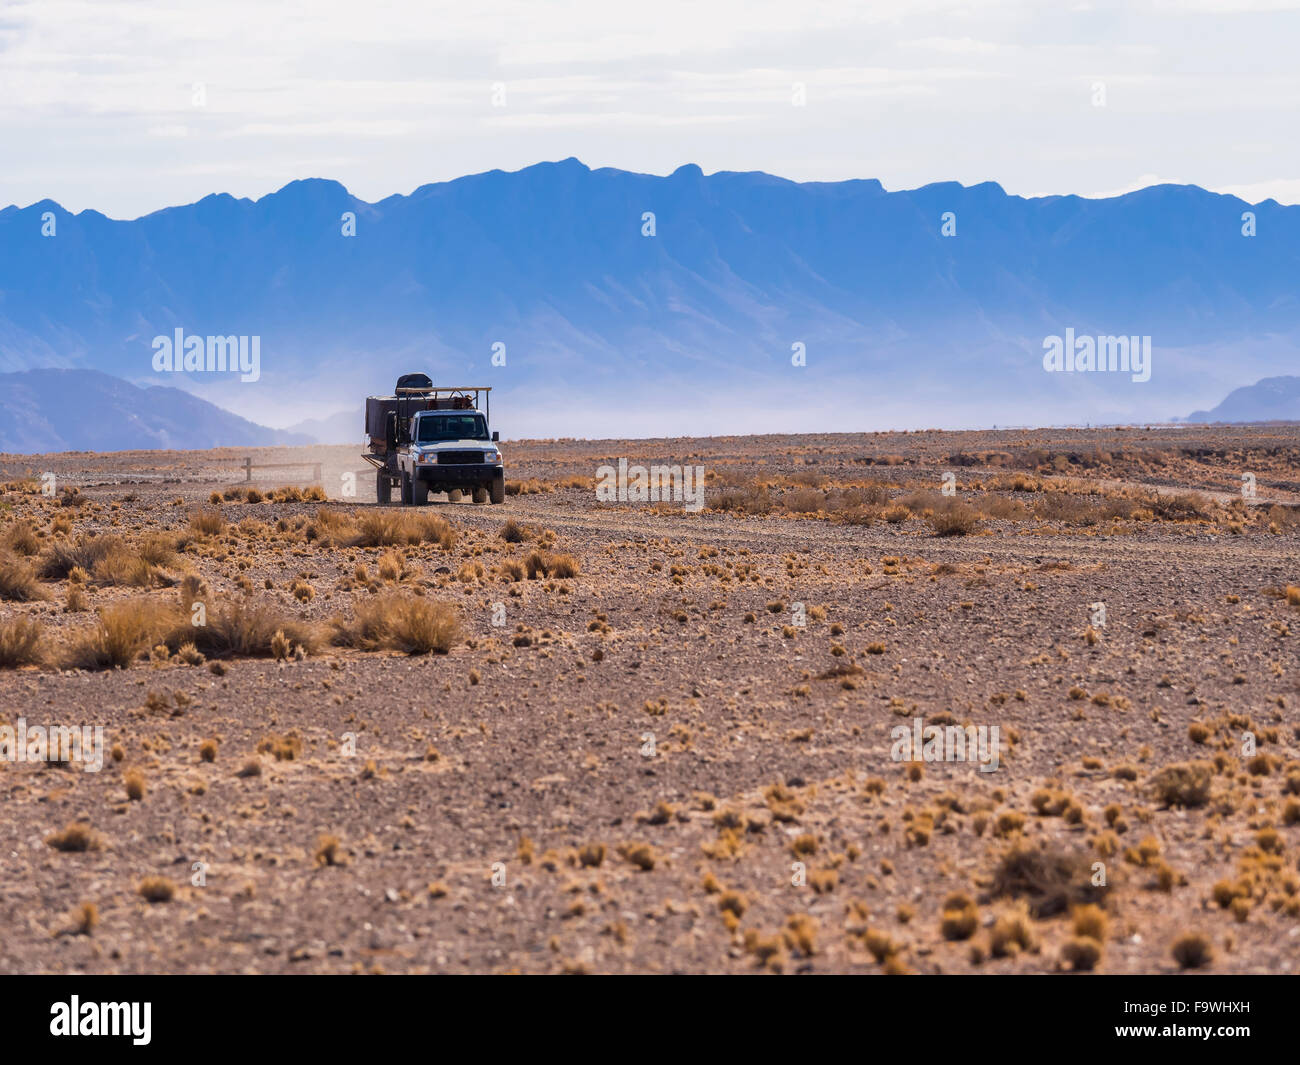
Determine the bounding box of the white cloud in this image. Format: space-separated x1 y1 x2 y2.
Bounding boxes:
0 0 1297 215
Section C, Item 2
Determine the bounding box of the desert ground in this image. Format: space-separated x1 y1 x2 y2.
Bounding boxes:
1 424 1298 974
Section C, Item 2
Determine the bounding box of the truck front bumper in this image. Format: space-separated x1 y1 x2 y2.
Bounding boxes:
415 463 504 487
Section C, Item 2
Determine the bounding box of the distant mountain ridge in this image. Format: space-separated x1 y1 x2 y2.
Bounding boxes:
1187 376 1300 424
2 159 1298 435
0 369 309 453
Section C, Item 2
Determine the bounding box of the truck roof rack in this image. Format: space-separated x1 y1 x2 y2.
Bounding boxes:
394 385 493 396
392 385 493 422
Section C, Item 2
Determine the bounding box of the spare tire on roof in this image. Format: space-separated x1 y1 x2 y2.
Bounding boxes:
396 372 432 392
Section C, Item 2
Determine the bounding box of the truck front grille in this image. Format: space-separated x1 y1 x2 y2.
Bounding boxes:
438 451 485 465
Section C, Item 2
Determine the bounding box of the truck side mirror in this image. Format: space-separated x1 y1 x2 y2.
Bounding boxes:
492 431 500 442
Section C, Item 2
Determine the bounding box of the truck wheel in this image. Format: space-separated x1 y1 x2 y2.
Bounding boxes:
447 489 463 503
376 470 391 505
472 486 488 504
412 478 429 505
490 472 505 504
400 471 413 505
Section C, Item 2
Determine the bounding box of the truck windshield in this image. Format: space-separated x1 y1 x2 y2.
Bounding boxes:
416 414 488 442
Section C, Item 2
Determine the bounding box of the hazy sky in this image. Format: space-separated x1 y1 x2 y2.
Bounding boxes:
2 0 1298 218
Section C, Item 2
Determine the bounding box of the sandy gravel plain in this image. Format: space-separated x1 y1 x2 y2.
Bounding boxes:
1 425 1298 974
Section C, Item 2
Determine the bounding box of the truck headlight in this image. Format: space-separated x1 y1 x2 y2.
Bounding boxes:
486 450 501 463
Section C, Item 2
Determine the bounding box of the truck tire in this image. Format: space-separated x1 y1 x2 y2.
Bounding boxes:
376 470 391 505
412 478 429 505
400 470 413 505
472 486 488 504
447 489 463 503
490 472 505 504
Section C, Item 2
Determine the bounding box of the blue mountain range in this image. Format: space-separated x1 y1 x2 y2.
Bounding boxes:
1 159 1297 440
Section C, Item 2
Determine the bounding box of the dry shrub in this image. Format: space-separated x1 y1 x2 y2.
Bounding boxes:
61 600 174 671
1071 903 1109 942
188 509 226 537
175 600 321 659
138 877 175 903
92 543 161 587
1148 761 1214 808
3 520 41 556
782 488 824 514
178 574 208 610
711 482 772 515
988 905 1037 958
928 501 979 537
1061 937 1102 971
1033 493 1109 526
347 511 456 549
314 834 343 867
309 507 355 545
39 534 121 579
523 550 580 580
137 533 178 567
1171 932 1213 969
1149 492 1211 522
376 550 404 581
940 896 979 941
45 823 102 852
333 595 463 654
505 478 551 496
991 843 1104 917
0 555 47 601
124 768 146 801
257 732 303 761
0 617 44 668
67 902 99 936
499 519 527 543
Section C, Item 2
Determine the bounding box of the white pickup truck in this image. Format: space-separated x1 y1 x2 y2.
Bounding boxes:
363 378 505 505
396 407 505 505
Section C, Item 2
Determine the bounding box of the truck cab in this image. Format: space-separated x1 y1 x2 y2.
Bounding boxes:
397 408 504 505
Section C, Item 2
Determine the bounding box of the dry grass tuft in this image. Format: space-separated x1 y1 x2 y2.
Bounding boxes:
124 768 146 801
314 834 344 867
523 550 580 580
927 502 980 537
1148 760 1215 808
988 905 1038 958
347 511 456 549
188 509 226 537
333 594 464 655
0 617 44 668
67 902 99 936
991 843 1103 917
45 823 102 852
176 600 321 660
39 534 120 580
1171 931 1214 969
499 519 528 543
1061 937 1102 971
0 555 47 602
60 599 174 671
138 877 176 903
